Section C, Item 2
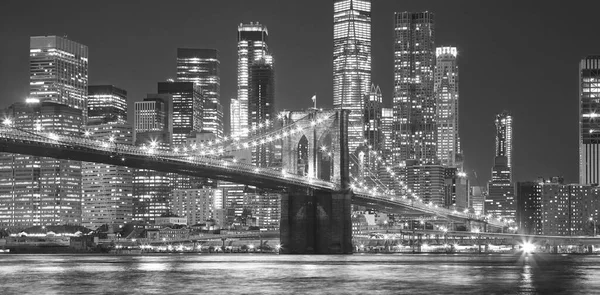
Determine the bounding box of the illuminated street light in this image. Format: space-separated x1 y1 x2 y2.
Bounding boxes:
2 118 12 126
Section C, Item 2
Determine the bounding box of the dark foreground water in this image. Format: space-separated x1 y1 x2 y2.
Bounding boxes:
1 254 600 294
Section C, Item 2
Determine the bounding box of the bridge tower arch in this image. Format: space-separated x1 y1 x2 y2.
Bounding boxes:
280 109 352 254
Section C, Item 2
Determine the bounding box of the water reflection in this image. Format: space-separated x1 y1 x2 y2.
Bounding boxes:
1 254 600 294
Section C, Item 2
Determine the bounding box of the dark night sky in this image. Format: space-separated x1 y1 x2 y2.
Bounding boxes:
1 0 600 185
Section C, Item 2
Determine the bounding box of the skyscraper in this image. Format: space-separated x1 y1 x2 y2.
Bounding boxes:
486 112 515 220
133 95 172 223
393 12 436 165
377 107 395 192
579 56 600 185
495 111 513 169
249 55 275 167
158 82 203 147
435 46 461 167
87 85 127 125
0 102 83 227
333 0 371 154
230 98 243 138
176 48 223 139
0 35 88 228
236 22 269 139
363 84 382 151
82 85 133 230
82 124 133 230
29 36 88 120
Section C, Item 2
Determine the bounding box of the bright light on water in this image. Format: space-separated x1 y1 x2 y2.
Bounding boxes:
1 254 600 294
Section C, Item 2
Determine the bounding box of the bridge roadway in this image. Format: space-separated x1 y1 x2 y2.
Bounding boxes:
0 126 504 227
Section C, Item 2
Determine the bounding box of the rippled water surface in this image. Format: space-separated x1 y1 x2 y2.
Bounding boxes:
1 254 600 294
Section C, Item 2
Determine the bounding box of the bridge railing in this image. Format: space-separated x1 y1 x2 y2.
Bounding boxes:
0 126 506 227
0 126 337 191
353 187 505 227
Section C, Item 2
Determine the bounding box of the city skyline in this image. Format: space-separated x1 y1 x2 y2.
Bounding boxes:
1 0 600 185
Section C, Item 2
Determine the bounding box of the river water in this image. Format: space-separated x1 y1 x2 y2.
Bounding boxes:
1 253 599 294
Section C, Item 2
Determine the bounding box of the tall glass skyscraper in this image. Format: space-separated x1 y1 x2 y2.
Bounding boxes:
236 22 269 139
393 12 436 165
486 111 515 220
249 55 275 167
579 56 600 185
333 0 371 154
495 111 513 169
29 36 88 120
435 47 461 167
176 48 223 139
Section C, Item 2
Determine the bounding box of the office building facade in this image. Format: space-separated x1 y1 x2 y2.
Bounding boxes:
29 36 88 120
333 0 372 154
579 56 600 184
495 111 513 168
133 95 173 223
249 55 275 167
393 12 436 165
0 102 83 228
435 47 460 167
236 22 269 139
176 48 223 139
158 82 202 147
82 85 133 230
87 85 127 125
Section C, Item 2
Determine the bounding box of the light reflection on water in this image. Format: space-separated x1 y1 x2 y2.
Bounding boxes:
1 254 600 294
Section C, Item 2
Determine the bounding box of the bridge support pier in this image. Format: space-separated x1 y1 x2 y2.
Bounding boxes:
280 188 352 254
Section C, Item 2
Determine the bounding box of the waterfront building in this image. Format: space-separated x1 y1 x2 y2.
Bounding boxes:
132 95 172 224
579 56 600 185
29 35 88 120
157 81 202 147
435 47 461 167
569 184 600 235
486 156 515 220
515 178 600 236
176 48 223 139
236 22 269 139
0 102 83 228
333 0 372 154
81 85 132 230
516 181 542 235
87 85 127 125
469 186 485 215
393 12 436 165
243 191 280 229
81 124 133 230
249 55 275 167
171 188 221 225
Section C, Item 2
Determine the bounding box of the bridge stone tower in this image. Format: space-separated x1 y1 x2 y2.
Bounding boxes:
280 109 352 254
